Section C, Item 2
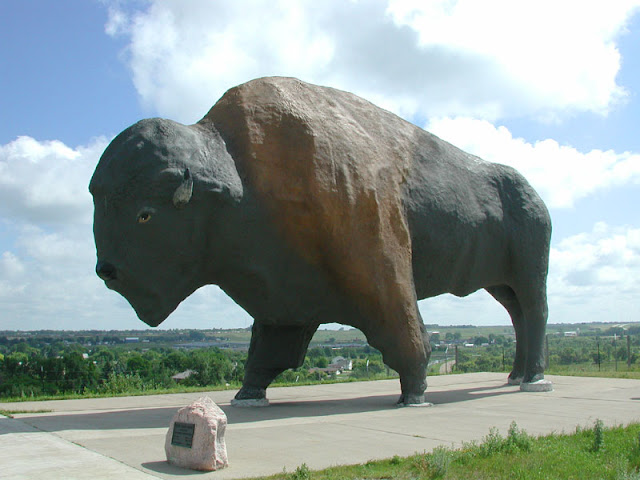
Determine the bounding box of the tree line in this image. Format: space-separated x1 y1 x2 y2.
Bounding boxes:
1 330 637 400
0 340 388 399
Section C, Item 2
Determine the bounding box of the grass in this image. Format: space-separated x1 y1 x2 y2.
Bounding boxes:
0 375 398 404
0 383 242 403
546 365 640 380
0 409 52 417
253 421 640 480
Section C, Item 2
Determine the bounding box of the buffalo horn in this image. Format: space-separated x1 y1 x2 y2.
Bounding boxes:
173 168 193 208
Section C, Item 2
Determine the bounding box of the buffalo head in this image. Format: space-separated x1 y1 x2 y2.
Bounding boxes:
89 118 242 326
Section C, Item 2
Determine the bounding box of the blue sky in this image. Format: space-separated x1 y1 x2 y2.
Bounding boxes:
1 0 639 331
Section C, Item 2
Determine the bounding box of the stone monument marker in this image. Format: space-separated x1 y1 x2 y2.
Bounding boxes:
91 77 553 407
165 397 228 471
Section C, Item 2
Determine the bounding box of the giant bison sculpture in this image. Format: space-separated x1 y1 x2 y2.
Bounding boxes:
90 77 552 405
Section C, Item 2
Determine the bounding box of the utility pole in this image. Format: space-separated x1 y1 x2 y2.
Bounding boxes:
628 335 632 370
454 345 458 372
597 337 601 372
444 346 448 375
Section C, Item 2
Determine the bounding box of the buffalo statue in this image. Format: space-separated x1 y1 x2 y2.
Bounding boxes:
90 77 552 406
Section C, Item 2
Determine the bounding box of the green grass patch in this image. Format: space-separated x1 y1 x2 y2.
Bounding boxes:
546 367 640 380
0 375 400 404
0 383 241 403
251 421 640 480
0 409 52 417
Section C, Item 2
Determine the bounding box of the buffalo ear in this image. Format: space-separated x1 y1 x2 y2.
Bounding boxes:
172 169 193 209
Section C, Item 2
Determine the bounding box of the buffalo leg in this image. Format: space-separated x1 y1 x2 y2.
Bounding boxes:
520 292 549 384
486 285 525 384
234 322 318 403
362 310 431 405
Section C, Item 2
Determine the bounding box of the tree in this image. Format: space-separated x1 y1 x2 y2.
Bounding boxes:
162 351 188 372
126 354 152 378
61 352 98 393
315 357 329 368
352 358 384 378
187 349 233 387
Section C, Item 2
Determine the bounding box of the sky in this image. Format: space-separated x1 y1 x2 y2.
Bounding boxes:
1 0 640 331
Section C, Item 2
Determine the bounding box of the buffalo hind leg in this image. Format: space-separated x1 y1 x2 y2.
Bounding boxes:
486 285 526 385
232 322 318 406
487 284 552 391
519 290 550 388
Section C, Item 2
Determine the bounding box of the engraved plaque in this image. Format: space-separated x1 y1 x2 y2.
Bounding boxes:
171 422 195 448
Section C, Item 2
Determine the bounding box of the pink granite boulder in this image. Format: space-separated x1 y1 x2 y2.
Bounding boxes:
165 396 228 471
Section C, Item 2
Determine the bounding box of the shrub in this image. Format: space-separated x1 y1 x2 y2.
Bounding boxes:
428 446 452 477
289 463 311 480
592 419 605 452
506 421 532 452
480 427 505 456
98 372 145 395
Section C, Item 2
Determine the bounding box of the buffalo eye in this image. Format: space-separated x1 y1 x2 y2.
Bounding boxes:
137 208 155 224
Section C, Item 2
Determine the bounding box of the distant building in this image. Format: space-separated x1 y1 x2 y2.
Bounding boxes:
564 331 578 337
330 356 353 371
125 337 139 343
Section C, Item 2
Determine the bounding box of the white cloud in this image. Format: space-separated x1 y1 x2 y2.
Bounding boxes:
106 0 640 124
0 136 108 225
551 222 640 292
0 251 27 299
548 223 640 323
0 251 24 277
419 291 511 327
386 0 639 119
426 117 640 208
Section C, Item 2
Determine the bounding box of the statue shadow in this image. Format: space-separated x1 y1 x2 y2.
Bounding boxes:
140 460 205 476
4 382 517 435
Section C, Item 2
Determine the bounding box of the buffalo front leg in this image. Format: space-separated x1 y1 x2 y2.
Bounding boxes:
232 322 318 407
363 312 431 406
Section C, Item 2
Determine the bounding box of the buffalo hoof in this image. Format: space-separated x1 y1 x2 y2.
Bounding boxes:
231 397 270 407
507 375 523 386
396 393 433 408
231 386 269 407
520 379 553 392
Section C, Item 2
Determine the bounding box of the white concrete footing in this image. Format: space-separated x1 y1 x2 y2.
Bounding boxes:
520 379 554 392
397 402 434 408
230 397 270 407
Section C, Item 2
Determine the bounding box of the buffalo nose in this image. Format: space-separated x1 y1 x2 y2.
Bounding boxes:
96 261 117 281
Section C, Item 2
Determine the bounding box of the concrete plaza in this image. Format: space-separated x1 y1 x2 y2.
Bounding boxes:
1 373 639 479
